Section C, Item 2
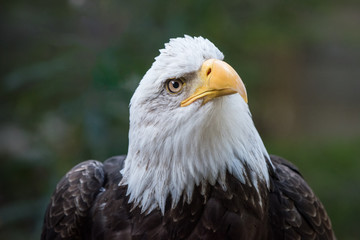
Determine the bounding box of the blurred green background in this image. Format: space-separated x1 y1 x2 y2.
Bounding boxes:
1 0 359 239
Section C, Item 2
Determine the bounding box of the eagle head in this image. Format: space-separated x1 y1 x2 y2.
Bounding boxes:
120 35 270 214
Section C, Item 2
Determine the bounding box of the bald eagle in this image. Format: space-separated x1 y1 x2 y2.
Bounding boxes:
41 36 335 240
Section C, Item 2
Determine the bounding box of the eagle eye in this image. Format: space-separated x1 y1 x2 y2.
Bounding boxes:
166 78 184 94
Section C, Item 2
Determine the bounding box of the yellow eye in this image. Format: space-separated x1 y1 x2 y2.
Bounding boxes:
166 78 184 94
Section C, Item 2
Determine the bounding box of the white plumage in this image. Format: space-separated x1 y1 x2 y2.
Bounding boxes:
120 36 270 214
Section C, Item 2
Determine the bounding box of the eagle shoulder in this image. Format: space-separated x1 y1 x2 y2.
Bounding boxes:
41 156 126 240
268 155 335 240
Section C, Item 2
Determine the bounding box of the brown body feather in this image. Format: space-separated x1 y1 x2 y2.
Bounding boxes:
41 155 335 239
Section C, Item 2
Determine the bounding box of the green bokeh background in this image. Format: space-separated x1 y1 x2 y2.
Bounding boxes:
1 0 359 239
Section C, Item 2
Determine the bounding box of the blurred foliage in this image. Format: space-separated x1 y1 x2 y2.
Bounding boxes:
1 0 359 239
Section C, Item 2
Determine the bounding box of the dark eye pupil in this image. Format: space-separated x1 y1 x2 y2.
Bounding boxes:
172 81 179 89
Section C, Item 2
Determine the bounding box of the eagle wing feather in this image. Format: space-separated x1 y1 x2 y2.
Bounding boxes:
269 155 335 240
41 160 105 239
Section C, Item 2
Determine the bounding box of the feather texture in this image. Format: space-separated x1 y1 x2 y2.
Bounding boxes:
41 155 335 239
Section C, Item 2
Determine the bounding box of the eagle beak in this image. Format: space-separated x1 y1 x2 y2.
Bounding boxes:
180 59 248 107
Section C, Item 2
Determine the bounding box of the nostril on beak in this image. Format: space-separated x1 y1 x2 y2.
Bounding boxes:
206 67 212 77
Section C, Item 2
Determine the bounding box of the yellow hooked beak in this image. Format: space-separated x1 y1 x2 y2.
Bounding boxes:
180 59 248 107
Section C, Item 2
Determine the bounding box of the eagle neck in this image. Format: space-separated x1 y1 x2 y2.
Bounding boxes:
120 94 271 215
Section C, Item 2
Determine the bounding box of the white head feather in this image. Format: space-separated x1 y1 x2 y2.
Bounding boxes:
120 35 271 214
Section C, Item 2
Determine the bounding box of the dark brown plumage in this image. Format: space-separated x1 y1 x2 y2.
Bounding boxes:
41 155 335 240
